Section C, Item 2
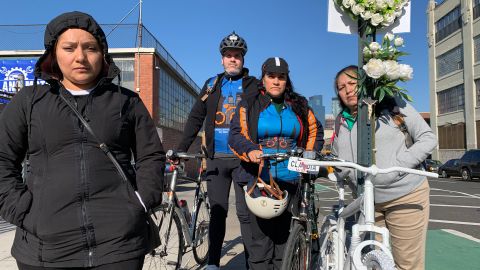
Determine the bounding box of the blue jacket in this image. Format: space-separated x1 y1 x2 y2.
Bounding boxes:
228 90 324 184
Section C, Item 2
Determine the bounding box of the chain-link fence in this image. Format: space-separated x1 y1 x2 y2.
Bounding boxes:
0 24 200 92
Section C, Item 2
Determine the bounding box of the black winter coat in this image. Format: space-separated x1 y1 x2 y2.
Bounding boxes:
0 81 165 267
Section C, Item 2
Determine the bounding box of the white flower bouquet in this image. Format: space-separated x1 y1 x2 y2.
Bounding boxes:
335 0 409 29
358 33 413 102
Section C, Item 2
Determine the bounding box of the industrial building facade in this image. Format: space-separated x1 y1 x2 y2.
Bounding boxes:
427 0 480 161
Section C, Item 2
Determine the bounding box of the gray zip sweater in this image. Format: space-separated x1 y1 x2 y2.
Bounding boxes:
332 98 437 203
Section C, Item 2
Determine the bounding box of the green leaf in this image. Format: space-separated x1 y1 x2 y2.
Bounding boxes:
378 89 386 102
384 87 394 97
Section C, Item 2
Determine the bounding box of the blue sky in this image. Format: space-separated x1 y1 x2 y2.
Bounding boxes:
0 0 430 113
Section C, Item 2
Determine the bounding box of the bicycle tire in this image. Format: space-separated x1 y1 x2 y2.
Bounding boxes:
192 198 210 265
362 250 396 270
143 206 184 270
318 215 339 270
281 222 308 270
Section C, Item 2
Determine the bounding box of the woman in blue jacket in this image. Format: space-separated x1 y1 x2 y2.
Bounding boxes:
228 57 324 269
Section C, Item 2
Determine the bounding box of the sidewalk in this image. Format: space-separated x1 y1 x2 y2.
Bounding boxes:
0 229 17 270
0 183 246 270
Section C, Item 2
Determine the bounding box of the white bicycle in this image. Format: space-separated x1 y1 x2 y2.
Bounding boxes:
287 156 438 270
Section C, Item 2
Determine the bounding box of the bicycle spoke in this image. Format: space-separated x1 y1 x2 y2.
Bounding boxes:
143 208 184 270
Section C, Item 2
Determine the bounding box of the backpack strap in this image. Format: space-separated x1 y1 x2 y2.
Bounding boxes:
391 113 413 148
331 113 344 143
25 85 36 156
200 75 221 102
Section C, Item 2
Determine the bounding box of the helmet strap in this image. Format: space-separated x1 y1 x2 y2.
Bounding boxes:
247 160 284 200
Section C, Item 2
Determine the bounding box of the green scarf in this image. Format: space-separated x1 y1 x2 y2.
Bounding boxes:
341 109 356 131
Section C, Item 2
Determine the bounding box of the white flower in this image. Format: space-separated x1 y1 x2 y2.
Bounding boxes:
382 13 396 26
363 59 386 79
384 32 395 41
363 46 372 57
398 64 413 80
375 0 387 9
351 4 365 15
394 10 403 17
342 0 355 8
385 0 395 7
394 37 404 46
361 10 373 20
383 60 400 80
369 42 381 51
370 13 384 26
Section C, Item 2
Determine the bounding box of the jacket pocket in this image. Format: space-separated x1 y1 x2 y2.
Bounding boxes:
12 190 33 228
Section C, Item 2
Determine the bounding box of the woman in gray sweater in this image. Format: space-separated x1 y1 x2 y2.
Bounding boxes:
331 65 437 270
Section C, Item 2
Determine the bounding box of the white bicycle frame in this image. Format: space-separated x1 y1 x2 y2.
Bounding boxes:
288 157 438 270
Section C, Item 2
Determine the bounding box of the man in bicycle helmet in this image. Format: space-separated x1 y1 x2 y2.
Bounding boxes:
228 57 324 269
176 31 258 270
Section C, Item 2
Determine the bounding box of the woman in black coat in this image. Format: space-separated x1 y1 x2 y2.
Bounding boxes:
0 11 165 269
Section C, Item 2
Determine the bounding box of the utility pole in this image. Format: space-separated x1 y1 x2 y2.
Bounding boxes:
136 0 143 92
356 21 376 194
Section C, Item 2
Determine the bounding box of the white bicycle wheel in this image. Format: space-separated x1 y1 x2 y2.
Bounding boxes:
362 250 396 270
318 215 346 270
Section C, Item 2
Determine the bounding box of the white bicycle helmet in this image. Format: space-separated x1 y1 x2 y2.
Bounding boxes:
243 185 289 219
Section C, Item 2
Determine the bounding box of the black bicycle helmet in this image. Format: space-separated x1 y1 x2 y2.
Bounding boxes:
219 31 248 56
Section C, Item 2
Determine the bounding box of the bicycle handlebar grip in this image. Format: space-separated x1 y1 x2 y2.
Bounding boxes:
166 149 179 160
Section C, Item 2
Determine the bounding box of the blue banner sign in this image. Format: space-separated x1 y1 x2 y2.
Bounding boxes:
0 59 45 104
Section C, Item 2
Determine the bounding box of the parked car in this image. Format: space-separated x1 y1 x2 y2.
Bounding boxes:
456 149 480 181
425 159 442 173
438 159 461 178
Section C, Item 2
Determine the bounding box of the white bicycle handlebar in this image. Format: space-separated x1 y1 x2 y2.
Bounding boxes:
289 158 439 178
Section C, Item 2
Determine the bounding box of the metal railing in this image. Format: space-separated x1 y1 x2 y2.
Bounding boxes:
0 24 200 93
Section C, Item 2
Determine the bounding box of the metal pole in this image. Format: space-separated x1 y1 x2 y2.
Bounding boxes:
135 0 143 92
356 20 375 195
138 0 143 47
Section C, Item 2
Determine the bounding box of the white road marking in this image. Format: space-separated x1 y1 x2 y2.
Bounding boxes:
429 179 459 183
430 204 480 209
441 229 480 243
430 188 480 199
429 219 480 226
430 195 479 199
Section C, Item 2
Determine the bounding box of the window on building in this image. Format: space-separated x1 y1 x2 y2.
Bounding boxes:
474 0 480 20
438 84 465 114
477 120 480 146
474 35 480 63
476 79 480 106
435 6 461 43
158 66 196 131
438 123 466 149
436 45 463 77
113 58 135 91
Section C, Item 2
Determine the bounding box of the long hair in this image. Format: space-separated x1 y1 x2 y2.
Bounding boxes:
333 65 358 111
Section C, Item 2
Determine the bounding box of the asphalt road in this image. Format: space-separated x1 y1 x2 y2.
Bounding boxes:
428 176 480 239
1 176 478 269
314 175 480 270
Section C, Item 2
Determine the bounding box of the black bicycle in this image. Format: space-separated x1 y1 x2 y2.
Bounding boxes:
281 150 325 270
143 151 210 270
